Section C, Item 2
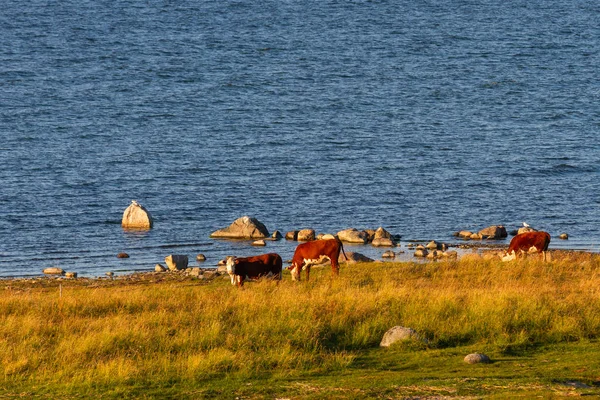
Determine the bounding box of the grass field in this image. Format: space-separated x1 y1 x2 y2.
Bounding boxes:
1 250 600 398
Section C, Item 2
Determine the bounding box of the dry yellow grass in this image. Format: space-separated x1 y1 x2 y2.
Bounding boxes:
1 250 599 396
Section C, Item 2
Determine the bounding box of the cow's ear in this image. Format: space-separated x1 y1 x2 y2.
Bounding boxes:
235 259 239 264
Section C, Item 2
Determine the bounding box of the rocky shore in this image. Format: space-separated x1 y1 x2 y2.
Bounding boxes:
17 210 577 282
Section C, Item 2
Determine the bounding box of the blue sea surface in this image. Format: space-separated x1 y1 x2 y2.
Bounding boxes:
1 0 599 277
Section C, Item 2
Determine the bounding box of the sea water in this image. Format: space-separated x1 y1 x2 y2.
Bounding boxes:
1 0 598 277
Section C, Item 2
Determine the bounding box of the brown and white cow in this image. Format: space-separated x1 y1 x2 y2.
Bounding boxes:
502 231 551 262
288 238 347 281
225 253 282 287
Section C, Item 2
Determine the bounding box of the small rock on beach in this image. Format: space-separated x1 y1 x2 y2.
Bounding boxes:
43 267 65 275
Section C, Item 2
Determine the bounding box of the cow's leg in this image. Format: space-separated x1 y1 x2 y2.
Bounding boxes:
331 256 340 275
305 266 311 281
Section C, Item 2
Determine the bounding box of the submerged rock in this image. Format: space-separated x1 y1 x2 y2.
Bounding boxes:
339 252 374 263
382 250 396 258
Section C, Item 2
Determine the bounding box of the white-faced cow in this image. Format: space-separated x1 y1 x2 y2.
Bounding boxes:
502 231 551 262
225 253 282 287
288 238 347 281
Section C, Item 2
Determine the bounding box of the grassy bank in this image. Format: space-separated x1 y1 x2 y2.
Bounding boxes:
2 251 600 398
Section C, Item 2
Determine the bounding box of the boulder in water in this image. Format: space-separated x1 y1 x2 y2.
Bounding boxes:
165 255 188 271
210 216 269 239
121 200 153 230
337 228 368 244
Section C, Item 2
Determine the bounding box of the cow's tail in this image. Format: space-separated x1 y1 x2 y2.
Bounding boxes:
338 237 348 267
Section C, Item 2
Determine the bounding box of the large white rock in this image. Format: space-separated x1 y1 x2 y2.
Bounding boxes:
337 228 368 244
210 216 269 239
121 200 153 230
297 229 316 241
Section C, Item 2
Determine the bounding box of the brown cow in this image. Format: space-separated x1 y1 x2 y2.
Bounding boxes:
225 253 282 287
288 239 347 281
502 231 551 262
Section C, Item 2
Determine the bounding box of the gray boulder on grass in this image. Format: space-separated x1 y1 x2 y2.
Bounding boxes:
210 216 269 239
464 353 491 364
380 326 420 347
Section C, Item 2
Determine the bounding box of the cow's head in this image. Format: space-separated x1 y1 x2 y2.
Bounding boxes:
288 262 301 281
501 250 516 262
225 256 237 285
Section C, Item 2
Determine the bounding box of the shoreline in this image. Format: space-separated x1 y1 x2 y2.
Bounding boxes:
2 244 597 283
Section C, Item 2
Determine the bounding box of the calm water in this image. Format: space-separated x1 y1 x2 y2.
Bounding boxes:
1 0 599 277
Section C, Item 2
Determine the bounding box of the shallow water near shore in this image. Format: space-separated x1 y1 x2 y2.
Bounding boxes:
1 0 599 277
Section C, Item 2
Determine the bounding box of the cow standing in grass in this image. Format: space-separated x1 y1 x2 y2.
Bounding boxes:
502 231 551 262
225 253 282 287
288 238 347 281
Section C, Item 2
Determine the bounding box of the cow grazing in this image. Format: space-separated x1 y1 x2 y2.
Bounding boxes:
225 253 282 287
502 231 551 262
288 239 347 281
